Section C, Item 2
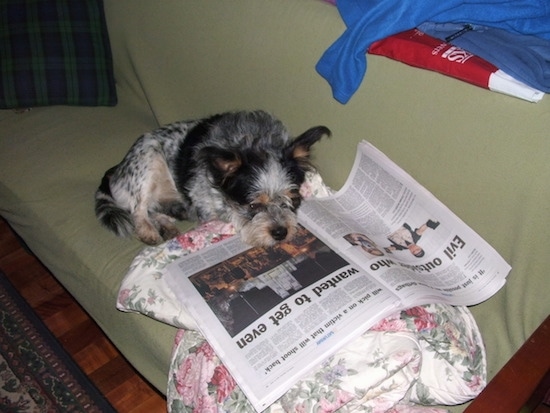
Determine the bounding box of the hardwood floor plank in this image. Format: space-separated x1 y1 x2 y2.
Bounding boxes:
107 375 166 412
90 355 137 391
73 337 120 373
0 217 167 412
37 296 89 335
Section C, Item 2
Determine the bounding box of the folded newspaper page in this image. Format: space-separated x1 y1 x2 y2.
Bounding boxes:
164 140 511 411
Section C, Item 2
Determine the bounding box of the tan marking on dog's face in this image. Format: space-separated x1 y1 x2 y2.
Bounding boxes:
255 193 270 205
247 193 270 213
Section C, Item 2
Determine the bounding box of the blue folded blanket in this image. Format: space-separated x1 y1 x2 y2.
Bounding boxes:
317 0 550 103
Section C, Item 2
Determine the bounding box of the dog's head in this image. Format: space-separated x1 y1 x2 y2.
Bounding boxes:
198 112 330 247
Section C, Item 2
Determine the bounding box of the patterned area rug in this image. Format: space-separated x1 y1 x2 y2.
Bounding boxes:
0 272 116 412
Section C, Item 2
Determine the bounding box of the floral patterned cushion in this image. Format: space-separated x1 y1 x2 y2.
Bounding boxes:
117 173 486 412
166 304 485 413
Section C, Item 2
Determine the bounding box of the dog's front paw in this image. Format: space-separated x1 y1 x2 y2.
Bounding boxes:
136 230 164 245
159 225 180 241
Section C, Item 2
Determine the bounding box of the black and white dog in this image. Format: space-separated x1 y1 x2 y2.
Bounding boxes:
95 110 330 247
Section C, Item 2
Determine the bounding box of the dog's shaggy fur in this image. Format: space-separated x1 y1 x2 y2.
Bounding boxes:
95 110 330 247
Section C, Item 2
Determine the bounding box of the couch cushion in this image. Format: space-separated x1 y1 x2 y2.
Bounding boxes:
0 0 116 108
0 86 177 391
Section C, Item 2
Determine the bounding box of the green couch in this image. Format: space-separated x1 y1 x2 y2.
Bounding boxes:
1 0 548 409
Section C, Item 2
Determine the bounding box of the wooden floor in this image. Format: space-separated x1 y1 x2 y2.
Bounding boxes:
0 217 167 413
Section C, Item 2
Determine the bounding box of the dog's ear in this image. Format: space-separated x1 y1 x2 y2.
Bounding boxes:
285 126 331 168
200 146 242 180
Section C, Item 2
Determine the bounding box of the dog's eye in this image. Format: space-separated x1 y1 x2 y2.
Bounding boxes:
249 202 262 211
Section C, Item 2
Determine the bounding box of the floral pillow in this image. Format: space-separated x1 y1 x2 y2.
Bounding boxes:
166 303 486 412
117 173 486 412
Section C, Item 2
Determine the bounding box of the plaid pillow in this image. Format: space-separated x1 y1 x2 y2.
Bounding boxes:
0 0 117 109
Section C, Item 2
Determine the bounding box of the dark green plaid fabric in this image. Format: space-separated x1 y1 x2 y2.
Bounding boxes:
0 0 117 108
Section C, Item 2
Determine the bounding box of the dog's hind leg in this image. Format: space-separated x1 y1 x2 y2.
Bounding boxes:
135 153 186 244
134 206 164 245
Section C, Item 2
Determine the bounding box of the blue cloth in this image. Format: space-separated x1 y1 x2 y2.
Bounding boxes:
316 0 550 103
418 22 550 93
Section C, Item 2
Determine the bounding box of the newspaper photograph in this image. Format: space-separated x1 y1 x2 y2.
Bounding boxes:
165 226 399 411
163 140 511 411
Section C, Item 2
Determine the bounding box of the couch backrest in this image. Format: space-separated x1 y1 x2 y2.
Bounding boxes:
102 1 550 207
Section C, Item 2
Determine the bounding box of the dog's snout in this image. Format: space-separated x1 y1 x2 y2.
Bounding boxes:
270 226 288 241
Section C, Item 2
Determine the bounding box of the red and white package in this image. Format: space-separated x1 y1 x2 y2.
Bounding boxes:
368 29 544 102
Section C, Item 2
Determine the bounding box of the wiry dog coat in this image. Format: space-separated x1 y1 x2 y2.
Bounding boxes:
95 110 330 247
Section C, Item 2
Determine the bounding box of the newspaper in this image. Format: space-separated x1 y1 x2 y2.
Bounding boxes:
164 140 511 411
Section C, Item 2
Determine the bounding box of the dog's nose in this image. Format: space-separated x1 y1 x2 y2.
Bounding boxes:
270 227 288 241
